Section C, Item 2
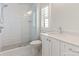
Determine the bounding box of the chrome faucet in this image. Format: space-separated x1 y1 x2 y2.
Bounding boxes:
59 27 63 33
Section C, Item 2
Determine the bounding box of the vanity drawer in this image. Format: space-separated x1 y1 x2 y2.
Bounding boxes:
63 42 79 55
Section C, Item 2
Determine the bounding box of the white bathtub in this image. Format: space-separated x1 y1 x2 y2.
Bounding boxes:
0 45 34 56
0 41 42 56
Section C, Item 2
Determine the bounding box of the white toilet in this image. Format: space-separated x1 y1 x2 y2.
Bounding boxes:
30 40 42 56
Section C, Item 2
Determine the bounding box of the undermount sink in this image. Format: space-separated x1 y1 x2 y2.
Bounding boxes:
47 32 61 35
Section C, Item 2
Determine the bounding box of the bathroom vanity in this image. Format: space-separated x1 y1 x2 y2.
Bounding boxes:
41 33 79 56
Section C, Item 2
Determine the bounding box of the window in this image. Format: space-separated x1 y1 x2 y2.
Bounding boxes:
41 6 48 28
45 19 48 28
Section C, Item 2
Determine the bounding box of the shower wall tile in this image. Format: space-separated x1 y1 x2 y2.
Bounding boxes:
0 3 32 47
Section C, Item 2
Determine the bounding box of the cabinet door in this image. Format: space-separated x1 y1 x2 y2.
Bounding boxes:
51 38 60 56
41 35 51 56
60 41 65 56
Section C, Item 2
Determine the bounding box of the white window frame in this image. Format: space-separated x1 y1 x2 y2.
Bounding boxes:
41 6 49 30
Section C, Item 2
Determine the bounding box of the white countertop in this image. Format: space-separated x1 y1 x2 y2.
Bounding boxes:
41 32 79 46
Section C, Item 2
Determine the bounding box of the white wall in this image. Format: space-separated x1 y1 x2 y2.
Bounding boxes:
36 4 41 40
0 3 32 47
50 3 79 33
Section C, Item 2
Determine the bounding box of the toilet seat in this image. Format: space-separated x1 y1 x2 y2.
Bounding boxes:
30 40 41 45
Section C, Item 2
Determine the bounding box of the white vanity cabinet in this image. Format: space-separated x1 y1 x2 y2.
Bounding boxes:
41 35 60 56
41 35 52 56
41 33 79 56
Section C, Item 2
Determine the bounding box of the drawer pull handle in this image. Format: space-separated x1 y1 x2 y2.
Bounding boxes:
47 39 50 42
69 48 79 53
47 39 48 40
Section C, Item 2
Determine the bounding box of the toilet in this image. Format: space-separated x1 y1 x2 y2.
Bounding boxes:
30 40 42 56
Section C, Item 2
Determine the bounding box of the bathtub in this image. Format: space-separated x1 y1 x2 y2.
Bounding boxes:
0 42 42 56
0 42 39 56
